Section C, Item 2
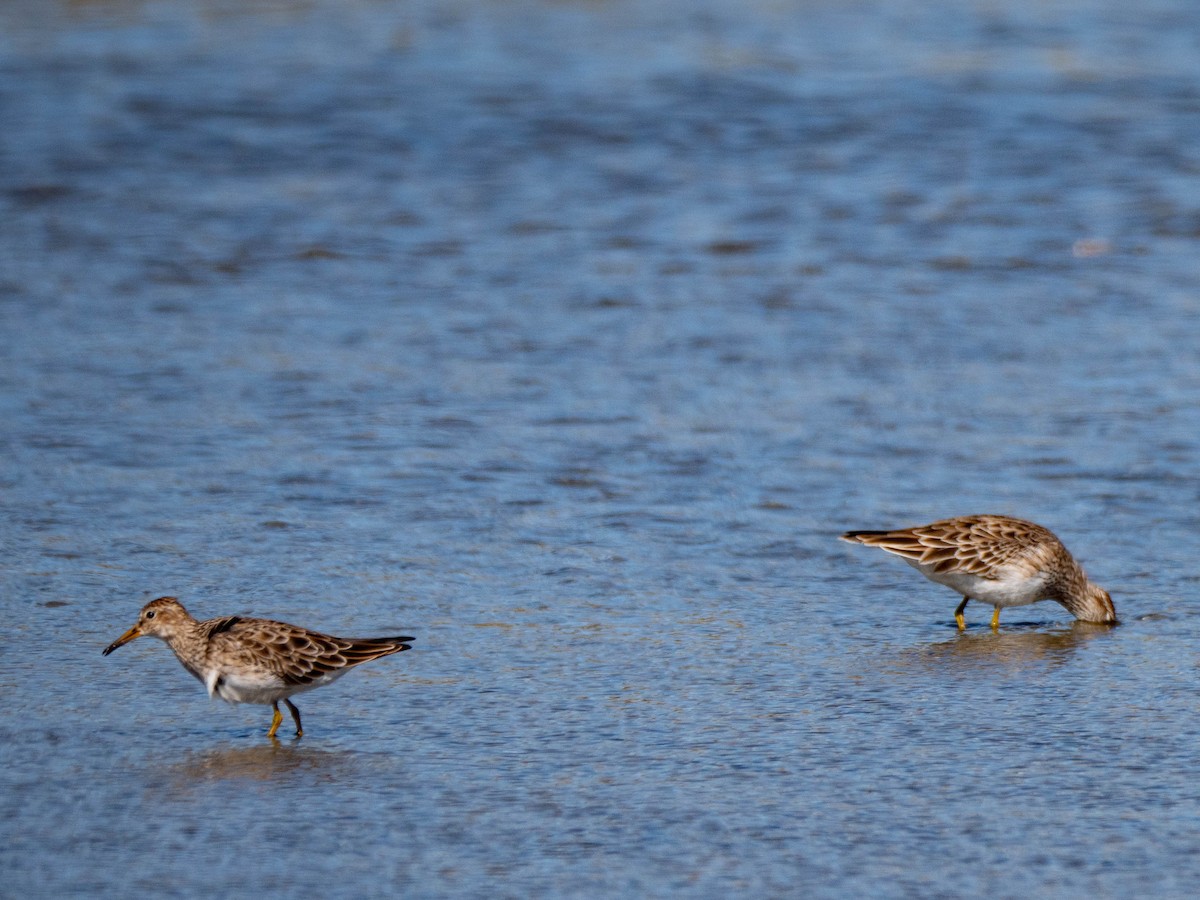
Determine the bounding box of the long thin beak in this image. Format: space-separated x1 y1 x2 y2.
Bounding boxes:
103 625 142 656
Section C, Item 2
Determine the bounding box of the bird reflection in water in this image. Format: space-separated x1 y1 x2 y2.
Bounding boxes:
912 621 1115 672
164 742 362 785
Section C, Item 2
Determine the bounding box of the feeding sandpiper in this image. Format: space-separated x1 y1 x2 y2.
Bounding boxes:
840 515 1116 629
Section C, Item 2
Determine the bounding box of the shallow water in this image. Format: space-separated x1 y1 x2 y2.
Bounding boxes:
3 0 1200 895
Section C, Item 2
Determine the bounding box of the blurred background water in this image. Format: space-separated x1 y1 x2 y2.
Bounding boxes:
3 0 1200 895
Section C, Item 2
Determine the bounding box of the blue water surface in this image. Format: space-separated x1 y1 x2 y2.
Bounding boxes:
3 0 1200 896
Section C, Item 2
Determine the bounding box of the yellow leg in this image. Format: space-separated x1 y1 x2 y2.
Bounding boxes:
284 698 303 738
991 607 1001 630
954 597 969 631
267 703 283 739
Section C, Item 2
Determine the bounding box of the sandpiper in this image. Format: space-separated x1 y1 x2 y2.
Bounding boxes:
103 596 413 738
840 515 1116 629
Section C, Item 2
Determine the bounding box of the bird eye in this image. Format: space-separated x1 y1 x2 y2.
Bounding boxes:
146 610 156 619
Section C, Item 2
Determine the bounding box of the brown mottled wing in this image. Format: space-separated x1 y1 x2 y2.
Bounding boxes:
841 515 1056 578
204 616 413 686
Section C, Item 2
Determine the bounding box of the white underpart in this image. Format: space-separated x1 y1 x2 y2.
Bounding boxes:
904 559 1050 608
199 664 349 706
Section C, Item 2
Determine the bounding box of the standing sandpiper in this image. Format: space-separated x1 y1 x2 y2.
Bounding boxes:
103 596 413 738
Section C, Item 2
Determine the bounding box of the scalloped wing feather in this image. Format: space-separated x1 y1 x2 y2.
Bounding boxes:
842 515 1059 579
202 617 413 687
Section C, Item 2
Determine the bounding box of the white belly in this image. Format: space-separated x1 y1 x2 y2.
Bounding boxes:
203 667 345 706
905 559 1050 608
